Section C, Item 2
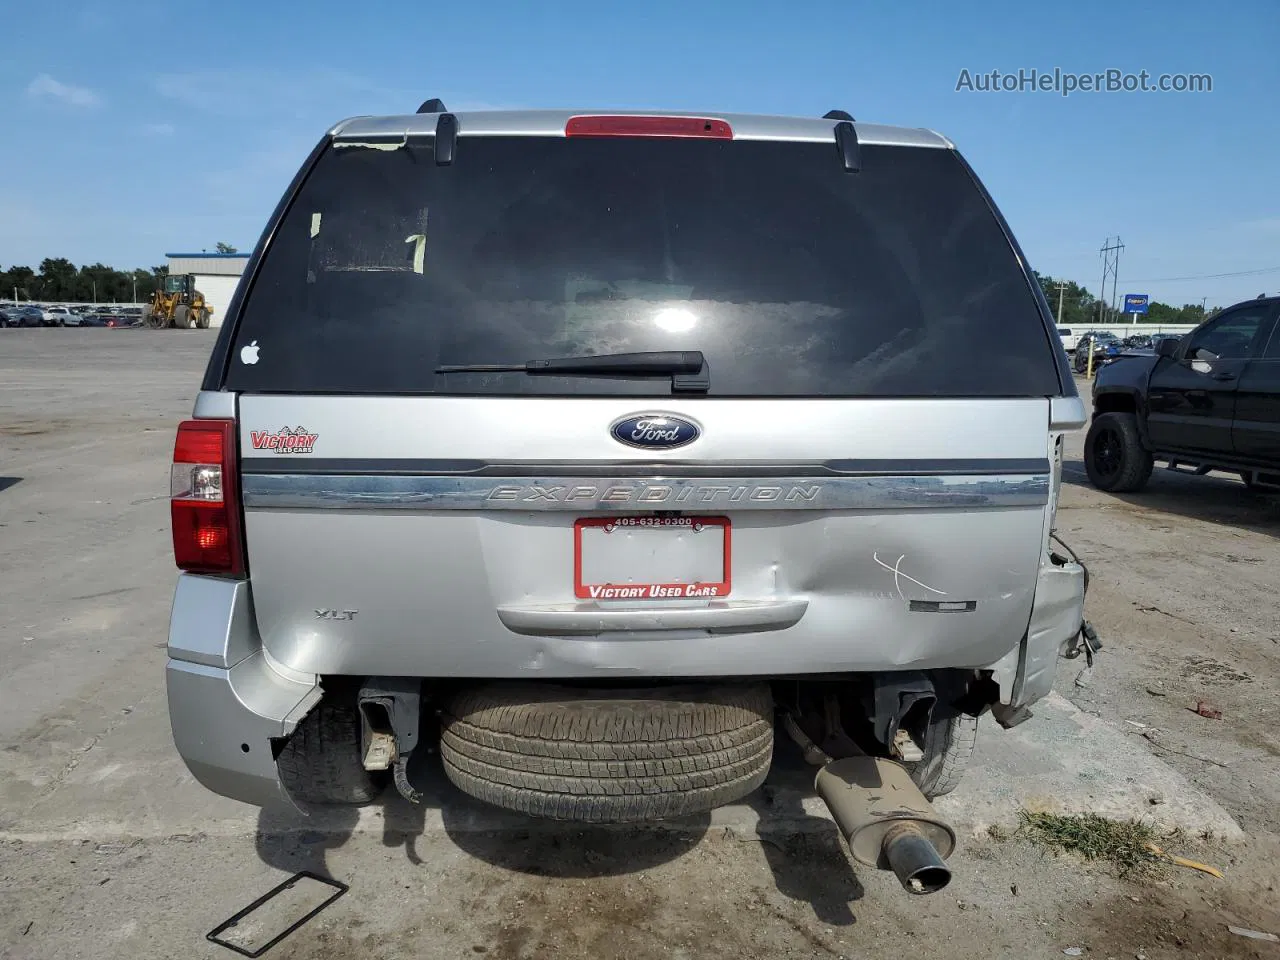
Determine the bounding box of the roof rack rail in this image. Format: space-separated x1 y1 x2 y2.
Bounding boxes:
833 120 861 173
417 98 448 114
435 113 457 165
823 109 855 121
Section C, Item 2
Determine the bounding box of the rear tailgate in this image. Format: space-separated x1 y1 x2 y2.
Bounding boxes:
238 395 1052 677
219 123 1072 679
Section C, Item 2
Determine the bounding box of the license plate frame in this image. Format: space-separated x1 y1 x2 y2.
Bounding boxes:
573 515 731 601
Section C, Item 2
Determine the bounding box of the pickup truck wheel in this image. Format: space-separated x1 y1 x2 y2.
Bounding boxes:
1084 412 1153 492
905 711 978 799
277 699 387 805
440 683 774 823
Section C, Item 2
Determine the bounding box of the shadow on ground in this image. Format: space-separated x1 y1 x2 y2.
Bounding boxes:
743 739 865 925
0 477 21 493
252 729 865 926
1063 458 1280 536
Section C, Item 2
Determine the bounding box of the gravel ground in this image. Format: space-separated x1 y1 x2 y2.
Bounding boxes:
1 331 1277 959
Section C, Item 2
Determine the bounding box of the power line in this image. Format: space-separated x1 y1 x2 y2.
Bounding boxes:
1119 265 1280 284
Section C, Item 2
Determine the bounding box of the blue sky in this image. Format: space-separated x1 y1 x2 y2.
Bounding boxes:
1 0 1277 308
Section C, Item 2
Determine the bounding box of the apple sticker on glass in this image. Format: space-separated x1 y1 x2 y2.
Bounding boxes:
240 340 260 365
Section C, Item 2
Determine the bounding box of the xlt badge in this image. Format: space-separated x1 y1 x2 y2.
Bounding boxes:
315 609 358 621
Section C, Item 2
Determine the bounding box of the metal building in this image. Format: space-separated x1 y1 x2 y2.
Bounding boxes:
165 253 250 329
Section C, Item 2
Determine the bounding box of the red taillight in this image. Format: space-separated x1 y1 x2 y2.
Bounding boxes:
171 419 244 575
564 115 733 139
174 421 226 464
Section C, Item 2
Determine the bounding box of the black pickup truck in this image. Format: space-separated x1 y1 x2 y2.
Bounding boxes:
1084 295 1280 492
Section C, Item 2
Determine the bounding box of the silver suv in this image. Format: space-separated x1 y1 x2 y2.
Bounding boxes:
166 106 1086 855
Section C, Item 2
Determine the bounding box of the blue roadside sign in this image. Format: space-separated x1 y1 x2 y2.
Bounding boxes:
1124 294 1149 314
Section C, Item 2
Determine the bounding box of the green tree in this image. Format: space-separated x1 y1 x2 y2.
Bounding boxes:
37 257 78 299
214 242 238 254
1 265 37 300
1034 272 1100 328
1176 303 1210 323
80 262 126 302
1 261 176 304
131 269 158 302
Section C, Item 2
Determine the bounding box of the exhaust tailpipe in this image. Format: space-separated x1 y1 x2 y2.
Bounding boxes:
882 822 952 894
814 756 956 895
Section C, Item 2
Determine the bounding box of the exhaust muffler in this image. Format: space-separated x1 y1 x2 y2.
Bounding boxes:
814 756 956 895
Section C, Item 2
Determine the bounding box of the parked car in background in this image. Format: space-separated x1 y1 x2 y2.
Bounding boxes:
1073 331 1122 373
77 313 108 327
1117 339 1156 359
4 305 47 327
44 306 77 326
1057 327 1080 353
1086 296 1280 492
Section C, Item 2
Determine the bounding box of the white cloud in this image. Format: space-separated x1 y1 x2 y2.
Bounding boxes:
26 73 102 108
142 123 175 137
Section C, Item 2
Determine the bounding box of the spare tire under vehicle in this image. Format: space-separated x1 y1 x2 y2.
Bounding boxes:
440 683 774 822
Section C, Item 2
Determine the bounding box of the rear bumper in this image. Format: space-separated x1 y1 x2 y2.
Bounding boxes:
987 556 1087 709
166 575 320 808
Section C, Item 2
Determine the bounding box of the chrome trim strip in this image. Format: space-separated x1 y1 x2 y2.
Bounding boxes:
241 473 1049 511
496 599 809 636
238 457 1051 477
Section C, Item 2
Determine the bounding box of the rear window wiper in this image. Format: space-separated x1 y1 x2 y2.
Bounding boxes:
436 350 710 393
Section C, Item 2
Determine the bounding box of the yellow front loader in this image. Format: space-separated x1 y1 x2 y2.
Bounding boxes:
143 274 212 329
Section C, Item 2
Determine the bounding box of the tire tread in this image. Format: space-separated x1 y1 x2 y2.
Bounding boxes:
277 699 385 805
1085 412 1153 492
441 683 773 822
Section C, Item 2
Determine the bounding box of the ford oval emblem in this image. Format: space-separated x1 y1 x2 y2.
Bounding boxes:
610 413 700 450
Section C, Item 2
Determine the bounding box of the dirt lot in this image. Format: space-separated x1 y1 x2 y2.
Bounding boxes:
1 330 1278 959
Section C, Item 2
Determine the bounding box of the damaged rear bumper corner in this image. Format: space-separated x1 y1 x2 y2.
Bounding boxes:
986 556 1086 719
166 574 320 809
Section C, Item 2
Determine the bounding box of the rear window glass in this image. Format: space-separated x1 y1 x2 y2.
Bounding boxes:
225 136 1061 397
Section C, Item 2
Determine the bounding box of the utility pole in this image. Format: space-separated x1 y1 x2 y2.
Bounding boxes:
1098 236 1124 324
1056 281 1067 325
1112 239 1123 320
